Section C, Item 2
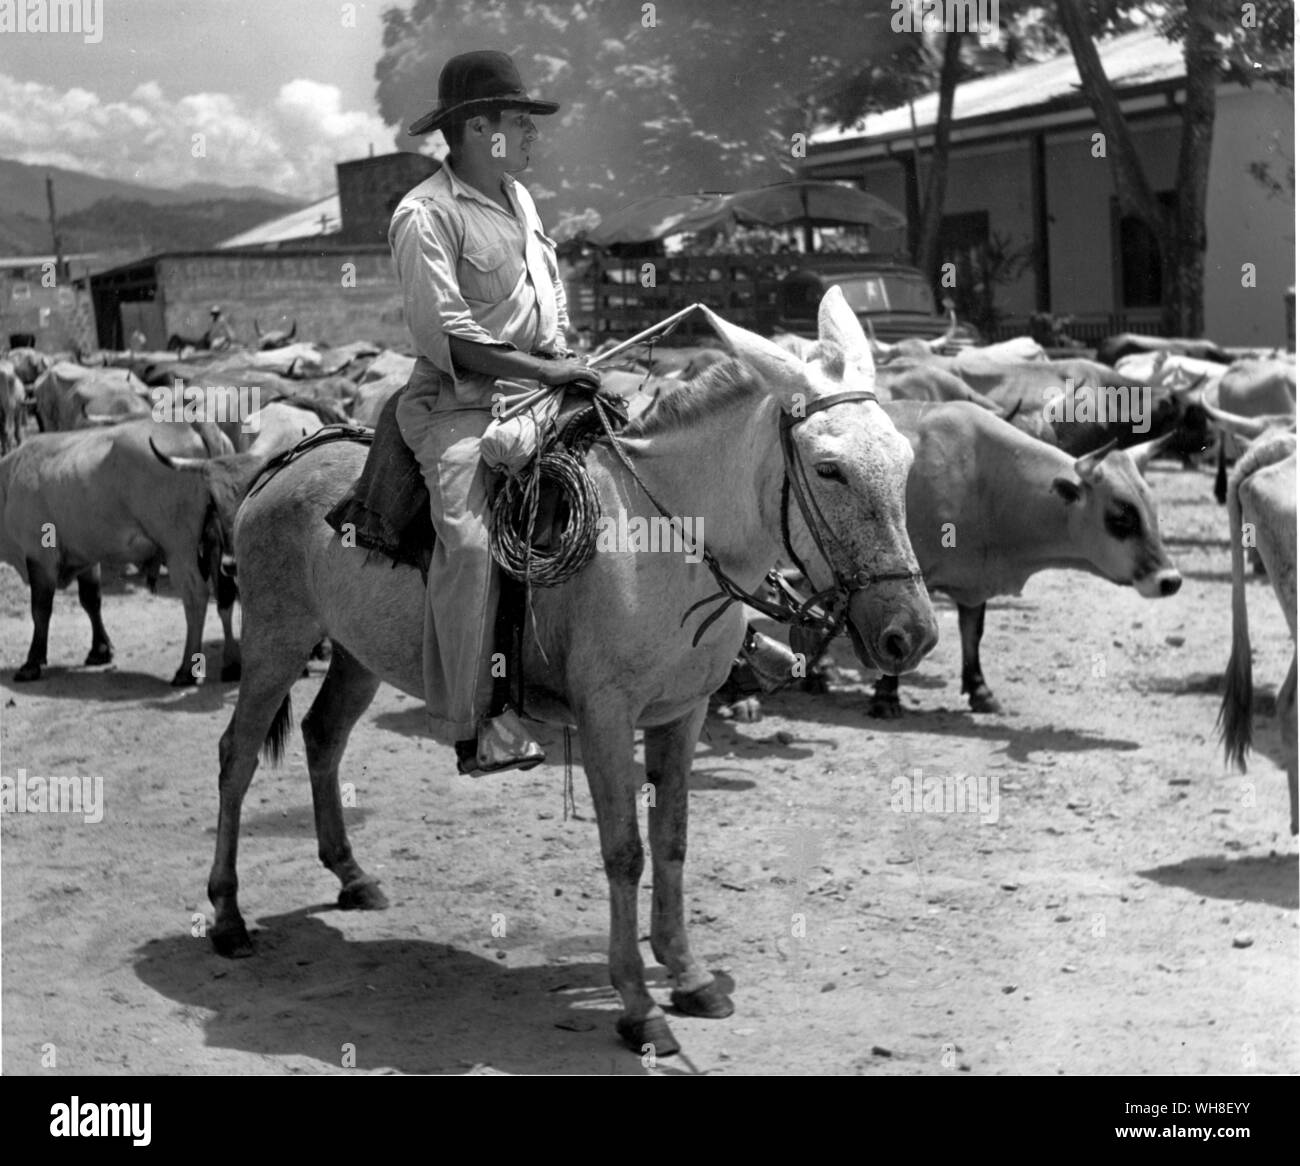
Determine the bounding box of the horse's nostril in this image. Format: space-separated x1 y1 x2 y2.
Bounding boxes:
882 630 909 663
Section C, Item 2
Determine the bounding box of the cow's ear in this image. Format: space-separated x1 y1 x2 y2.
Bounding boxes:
1051 475 1084 504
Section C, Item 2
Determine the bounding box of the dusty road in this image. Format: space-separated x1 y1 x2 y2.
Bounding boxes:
1 461 1295 1075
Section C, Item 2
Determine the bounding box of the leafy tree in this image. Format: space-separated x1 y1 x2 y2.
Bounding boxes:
374 0 918 224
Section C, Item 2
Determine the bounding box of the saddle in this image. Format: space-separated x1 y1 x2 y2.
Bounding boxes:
321 381 627 719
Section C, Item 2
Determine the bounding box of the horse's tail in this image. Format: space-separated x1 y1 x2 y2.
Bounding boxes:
262 694 294 767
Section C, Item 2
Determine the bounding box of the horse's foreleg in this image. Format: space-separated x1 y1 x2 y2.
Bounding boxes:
646 701 734 1021
208 643 308 958
302 643 386 910
577 701 679 1058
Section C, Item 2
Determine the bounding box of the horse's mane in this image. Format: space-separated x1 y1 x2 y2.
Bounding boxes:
622 357 760 437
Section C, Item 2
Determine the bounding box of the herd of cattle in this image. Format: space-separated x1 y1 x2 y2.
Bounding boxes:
0 321 1295 831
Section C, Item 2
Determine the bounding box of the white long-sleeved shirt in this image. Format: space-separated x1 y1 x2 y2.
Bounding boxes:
389 161 568 406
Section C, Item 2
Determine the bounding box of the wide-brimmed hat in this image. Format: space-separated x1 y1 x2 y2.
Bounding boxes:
408 50 559 136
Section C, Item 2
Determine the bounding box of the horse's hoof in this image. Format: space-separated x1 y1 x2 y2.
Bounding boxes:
671 980 734 1019
84 644 113 666
732 696 762 723
616 1014 680 1058
221 662 242 683
866 695 902 719
211 919 255 958
968 691 1003 714
171 669 199 688
14 662 41 682
338 878 388 911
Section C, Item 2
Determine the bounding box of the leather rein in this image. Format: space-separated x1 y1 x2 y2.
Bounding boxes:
591 388 923 648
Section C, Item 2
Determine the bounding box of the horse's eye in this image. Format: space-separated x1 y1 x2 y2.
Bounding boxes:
815 462 846 483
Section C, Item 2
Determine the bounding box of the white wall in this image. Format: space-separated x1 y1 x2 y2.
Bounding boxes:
812 83 1295 345
1204 84 1295 347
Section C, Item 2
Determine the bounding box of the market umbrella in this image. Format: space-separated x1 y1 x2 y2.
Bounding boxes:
723 180 908 232
586 194 734 246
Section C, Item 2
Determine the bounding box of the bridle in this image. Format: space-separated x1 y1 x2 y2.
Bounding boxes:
592 387 924 648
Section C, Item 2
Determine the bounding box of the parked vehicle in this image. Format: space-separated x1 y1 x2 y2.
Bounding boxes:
766 257 980 349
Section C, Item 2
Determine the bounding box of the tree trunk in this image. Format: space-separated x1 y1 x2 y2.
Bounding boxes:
1168 0 1219 336
1058 0 1221 337
915 31 964 285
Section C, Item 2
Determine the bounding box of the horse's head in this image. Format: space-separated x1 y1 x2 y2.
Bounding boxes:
703 288 938 675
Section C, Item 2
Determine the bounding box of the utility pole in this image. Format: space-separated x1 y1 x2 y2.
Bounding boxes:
46 174 66 282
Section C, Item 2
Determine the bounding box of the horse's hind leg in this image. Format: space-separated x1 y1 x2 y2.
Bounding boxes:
646 702 734 1021
208 640 311 957
301 643 387 910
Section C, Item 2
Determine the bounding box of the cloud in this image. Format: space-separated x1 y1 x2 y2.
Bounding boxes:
0 73 394 196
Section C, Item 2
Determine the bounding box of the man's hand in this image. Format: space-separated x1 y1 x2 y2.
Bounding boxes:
538 359 601 392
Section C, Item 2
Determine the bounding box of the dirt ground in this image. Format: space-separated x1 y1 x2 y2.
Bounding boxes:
1 460 1296 1076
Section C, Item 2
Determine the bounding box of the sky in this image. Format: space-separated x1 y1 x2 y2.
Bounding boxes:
0 0 421 198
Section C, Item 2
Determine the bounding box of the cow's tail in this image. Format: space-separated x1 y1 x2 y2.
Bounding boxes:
1218 454 1256 768
262 694 294 767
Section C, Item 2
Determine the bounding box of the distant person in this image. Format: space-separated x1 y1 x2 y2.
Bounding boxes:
206 305 236 350
391 50 599 774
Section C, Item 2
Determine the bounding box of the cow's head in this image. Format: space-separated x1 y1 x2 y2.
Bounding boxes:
1050 441 1182 598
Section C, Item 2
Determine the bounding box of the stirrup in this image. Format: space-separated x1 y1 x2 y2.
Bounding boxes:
457 707 546 776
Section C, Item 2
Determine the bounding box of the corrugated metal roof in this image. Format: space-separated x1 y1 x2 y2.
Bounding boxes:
811 25 1184 147
0 252 102 271
215 193 341 248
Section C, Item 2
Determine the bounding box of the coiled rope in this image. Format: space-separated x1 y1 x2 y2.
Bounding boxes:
488 418 604 588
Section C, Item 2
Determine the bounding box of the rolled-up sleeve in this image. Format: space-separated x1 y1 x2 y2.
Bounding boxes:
554 260 570 341
389 199 513 378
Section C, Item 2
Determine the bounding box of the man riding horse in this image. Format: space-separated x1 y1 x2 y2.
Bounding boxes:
392 51 601 774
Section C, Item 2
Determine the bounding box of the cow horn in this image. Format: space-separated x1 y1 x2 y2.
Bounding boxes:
1165 369 1209 399
862 318 895 363
1199 392 1287 439
287 320 297 341
925 310 958 350
1074 438 1119 481
149 437 207 473
254 318 262 337
1125 430 1176 474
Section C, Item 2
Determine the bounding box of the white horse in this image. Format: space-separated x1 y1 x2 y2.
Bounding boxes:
206 289 938 1056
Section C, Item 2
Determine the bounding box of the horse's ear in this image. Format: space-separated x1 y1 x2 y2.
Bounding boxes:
698 305 813 413
816 286 875 385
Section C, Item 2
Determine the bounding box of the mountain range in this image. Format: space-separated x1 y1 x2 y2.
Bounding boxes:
0 157 308 260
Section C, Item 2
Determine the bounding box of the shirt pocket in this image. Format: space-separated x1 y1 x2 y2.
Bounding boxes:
458 240 514 304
